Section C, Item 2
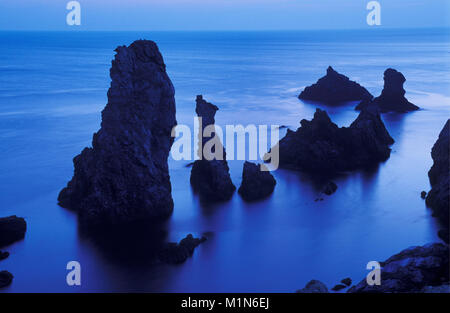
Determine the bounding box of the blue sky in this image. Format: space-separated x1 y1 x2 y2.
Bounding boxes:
0 0 449 31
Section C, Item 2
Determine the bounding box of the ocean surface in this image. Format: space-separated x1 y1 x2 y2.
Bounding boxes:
0 29 449 292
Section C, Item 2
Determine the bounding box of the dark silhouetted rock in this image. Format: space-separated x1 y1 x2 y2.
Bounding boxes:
0 271 13 288
0 216 26 248
296 280 329 293
421 191 427 199
0 251 9 261
341 277 352 286
322 181 338 195
438 229 449 244
348 243 449 293
426 120 449 230
331 284 347 291
58 40 177 227
269 107 394 175
238 162 276 201
356 68 419 113
158 234 207 264
190 95 235 201
299 66 373 105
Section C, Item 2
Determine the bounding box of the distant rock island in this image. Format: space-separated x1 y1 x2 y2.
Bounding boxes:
298 66 373 105
268 107 394 175
356 68 419 113
238 161 276 201
58 40 177 227
190 95 236 201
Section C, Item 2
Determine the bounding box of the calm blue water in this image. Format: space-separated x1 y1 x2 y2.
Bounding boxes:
0 29 449 292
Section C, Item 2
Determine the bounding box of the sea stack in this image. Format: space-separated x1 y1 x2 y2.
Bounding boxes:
426 120 449 231
356 68 419 112
58 40 177 227
298 66 373 105
269 107 394 175
238 161 276 201
190 95 236 201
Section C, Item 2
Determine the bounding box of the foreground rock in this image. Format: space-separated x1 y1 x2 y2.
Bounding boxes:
296 280 329 293
58 40 177 227
426 120 449 232
0 216 27 248
269 107 394 175
158 234 207 264
190 95 236 201
0 270 13 289
238 162 276 201
298 66 373 105
348 243 449 293
356 68 419 113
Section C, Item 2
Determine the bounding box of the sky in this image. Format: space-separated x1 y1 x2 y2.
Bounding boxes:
0 0 449 31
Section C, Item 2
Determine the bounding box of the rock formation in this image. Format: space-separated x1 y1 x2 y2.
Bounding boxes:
190 95 236 201
426 120 449 232
322 181 338 195
356 68 419 112
0 216 26 248
58 40 177 227
348 243 449 293
268 107 394 175
158 234 207 264
296 280 329 293
298 66 373 105
0 271 13 289
238 162 276 201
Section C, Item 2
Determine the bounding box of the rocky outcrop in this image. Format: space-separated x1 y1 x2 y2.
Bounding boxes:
0 216 26 248
0 271 13 289
269 107 394 175
58 40 177 227
356 68 419 113
426 120 449 231
238 162 276 201
348 243 449 293
298 66 373 105
296 280 329 293
158 234 207 264
190 95 236 201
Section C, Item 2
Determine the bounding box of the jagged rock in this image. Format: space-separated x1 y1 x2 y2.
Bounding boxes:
298 66 373 105
356 68 419 113
322 181 338 195
238 162 276 201
190 95 235 201
331 284 347 291
158 234 207 264
58 40 177 227
0 251 9 261
0 216 26 248
296 280 329 293
0 271 13 288
426 120 449 230
269 107 394 175
341 277 352 286
348 243 449 293
421 191 427 199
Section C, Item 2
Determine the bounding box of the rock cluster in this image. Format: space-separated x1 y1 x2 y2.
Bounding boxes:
270 107 394 175
158 234 207 264
190 95 236 201
356 68 419 113
238 162 276 201
298 66 373 105
58 40 177 227
0 215 27 248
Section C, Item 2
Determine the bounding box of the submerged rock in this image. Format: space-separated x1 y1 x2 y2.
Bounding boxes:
426 120 449 230
158 234 207 264
356 68 419 113
296 280 329 293
0 270 13 289
322 181 338 195
190 95 236 201
421 191 427 199
0 251 9 261
238 162 276 201
348 243 449 293
58 40 177 227
0 216 26 248
298 66 373 105
269 107 394 175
